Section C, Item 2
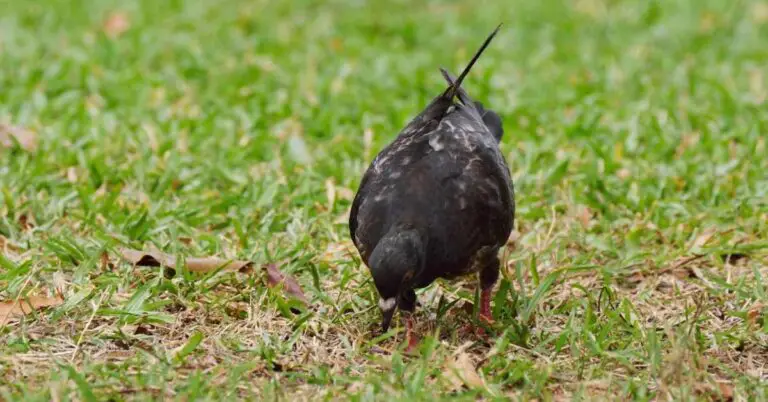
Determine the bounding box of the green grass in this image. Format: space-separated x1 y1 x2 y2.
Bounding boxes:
1 0 767 400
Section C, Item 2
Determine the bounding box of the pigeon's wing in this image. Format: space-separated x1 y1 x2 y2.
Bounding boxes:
348 171 368 247
425 127 514 246
349 120 444 263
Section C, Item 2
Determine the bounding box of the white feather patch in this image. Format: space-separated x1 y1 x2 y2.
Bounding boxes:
378 297 396 310
428 135 445 151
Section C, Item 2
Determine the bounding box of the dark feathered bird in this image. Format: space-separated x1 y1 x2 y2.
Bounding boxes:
349 25 514 350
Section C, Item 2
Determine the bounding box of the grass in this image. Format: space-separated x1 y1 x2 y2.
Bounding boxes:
1 0 767 399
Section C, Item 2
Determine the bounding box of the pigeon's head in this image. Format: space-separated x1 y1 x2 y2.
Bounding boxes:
367 229 425 332
474 101 504 142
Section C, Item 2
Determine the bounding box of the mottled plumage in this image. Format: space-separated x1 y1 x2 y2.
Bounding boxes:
349 26 515 344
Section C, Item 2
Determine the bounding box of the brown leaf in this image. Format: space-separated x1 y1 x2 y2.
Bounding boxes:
336 186 354 201
100 251 114 271
747 302 765 326
264 263 309 305
662 255 705 279
577 205 592 228
52 271 67 297
616 168 631 180
752 2 768 24
318 241 355 265
0 294 64 326
325 178 336 210
363 127 374 161
695 381 734 402
66 167 79 183
18 213 34 231
720 253 748 264
716 381 735 401
119 248 253 273
444 352 485 392
103 11 131 38
0 123 37 152
690 228 716 251
330 37 343 52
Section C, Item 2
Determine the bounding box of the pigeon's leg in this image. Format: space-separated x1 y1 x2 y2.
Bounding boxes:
478 254 500 325
459 254 500 339
399 289 419 353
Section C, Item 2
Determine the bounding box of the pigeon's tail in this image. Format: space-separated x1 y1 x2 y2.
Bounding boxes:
439 68 473 106
441 24 502 101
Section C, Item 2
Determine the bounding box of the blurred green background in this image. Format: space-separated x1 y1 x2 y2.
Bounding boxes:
1 0 767 400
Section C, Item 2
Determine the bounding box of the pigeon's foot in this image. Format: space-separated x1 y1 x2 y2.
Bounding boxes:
403 314 420 354
405 335 420 355
458 288 496 339
479 287 495 325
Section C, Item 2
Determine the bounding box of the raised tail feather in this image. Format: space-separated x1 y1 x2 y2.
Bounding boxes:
441 24 502 101
439 67 472 106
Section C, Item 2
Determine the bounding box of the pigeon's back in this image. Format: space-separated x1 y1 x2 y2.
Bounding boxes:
350 103 514 280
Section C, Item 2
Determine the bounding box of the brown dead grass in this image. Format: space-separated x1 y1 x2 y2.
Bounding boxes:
1 208 766 399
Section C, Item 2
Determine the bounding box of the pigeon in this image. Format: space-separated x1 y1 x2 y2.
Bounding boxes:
349 25 514 350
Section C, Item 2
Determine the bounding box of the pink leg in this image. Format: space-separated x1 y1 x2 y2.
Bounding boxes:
480 287 495 324
404 314 419 353
459 288 495 338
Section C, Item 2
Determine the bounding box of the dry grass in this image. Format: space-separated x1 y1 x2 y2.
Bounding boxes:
2 0 768 400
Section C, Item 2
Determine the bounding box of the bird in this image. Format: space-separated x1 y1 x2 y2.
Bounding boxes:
348 25 514 351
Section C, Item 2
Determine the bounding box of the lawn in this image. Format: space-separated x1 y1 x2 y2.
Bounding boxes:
1 0 767 400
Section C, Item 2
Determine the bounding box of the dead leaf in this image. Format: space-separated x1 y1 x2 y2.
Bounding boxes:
506 230 521 246
720 253 748 264
752 2 768 24
695 381 734 402
676 131 701 157
325 179 336 210
690 228 716 251
663 255 705 279
0 294 64 326
749 69 766 104
287 134 312 165
143 123 159 153
319 241 354 265
264 263 309 305
747 303 765 326
621 270 646 286
18 213 34 231
178 237 194 246
103 11 131 38
444 352 485 391
66 167 79 183
100 251 114 271
336 186 354 201
119 248 253 273
0 123 37 152
577 205 592 228
716 381 735 401
52 271 67 296
330 37 343 52
225 302 249 319
363 127 374 161
699 12 717 32
616 168 631 180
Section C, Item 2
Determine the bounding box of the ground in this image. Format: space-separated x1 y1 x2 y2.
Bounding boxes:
1 0 767 400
